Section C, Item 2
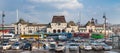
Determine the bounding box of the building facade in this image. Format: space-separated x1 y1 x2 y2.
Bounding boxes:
79 18 113 37
14 16 79 35
14 19 47 35
47 16 79 33
13 16 113 36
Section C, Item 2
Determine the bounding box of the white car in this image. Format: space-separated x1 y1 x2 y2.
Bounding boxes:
48 42 57 50
2 43 11 50
69 43 79 50
83 44 92 50
10 38 19 42
55 43 66 52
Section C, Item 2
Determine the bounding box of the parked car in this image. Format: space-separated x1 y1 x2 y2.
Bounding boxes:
92 44 103 50
11 42 22 50
102 44 112 50
23 43 32 50
27 38 36 42
2 43 11 50
69 43 79 50
79 43 84 49
10 38 19 42
83 44 92 50
55 43 66 52
48 42 57 50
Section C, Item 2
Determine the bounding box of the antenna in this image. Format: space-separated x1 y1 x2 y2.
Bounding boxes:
16 9 19 22
78 11 81 26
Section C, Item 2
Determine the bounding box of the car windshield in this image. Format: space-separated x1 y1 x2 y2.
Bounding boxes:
14 44 19 46
58 44 63 46
3 44 7 46
103 44 108 47
50 44 55 47
70 44 79 46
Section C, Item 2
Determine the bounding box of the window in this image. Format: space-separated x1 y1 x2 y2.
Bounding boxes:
37 30 40 33
53 29 56 33
28 30 32 33
62 29 65 33
57 29 61 33
58 23 60 25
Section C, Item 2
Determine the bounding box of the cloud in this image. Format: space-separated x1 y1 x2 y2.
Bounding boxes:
53 11 69 16
56 0 83 10
29 0 70 3
29 0 83 10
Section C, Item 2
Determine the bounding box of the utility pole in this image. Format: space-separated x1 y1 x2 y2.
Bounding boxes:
16 9 19 35
1 11 5 53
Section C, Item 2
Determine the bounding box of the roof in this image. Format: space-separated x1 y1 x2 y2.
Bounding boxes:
85 18 95 27
15 18 28 24
52 16 66 23
68 21 76 26
28 24 48 26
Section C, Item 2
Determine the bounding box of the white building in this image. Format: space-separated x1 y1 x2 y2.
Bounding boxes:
79 18 113 37
14 16 79 35
13 16 113 37
47 16 79 33
14 19 47 35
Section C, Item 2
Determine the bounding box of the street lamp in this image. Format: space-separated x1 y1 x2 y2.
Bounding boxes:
103 13 107 38
1 11 5 53
1 11 5 43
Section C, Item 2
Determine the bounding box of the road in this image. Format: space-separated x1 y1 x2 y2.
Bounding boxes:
0 48 119 53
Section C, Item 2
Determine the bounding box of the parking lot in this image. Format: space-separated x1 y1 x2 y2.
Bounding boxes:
0 34 120 53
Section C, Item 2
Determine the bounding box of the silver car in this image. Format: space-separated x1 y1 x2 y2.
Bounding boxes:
69 43 79 50
12 43 22 50
92 44 103 50
102 44 112 50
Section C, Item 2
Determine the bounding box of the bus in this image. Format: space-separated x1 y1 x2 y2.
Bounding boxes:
1 34 15 39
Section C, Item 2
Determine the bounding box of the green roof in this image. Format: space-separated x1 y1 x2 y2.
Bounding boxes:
91 33 104 39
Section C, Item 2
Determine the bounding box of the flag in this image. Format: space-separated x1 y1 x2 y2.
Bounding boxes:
2 11 5 17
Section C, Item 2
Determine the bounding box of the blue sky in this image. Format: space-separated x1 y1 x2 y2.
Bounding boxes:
0 0 120 24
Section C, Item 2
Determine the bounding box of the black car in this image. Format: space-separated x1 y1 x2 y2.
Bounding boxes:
23 43 32 50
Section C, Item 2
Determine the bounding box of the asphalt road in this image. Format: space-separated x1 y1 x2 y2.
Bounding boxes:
0 48 119 53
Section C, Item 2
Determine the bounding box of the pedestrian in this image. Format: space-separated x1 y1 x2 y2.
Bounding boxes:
29 44 32 51
79 47 81 53
43 44 46 50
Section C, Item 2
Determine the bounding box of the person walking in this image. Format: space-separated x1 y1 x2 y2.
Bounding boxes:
43 44 46 50
79 47 81 53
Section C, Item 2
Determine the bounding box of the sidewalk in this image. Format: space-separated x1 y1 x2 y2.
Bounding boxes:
112 48 120 52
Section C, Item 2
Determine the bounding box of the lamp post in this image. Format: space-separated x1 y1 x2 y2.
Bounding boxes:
2 11 5 43
1 11 5 53
103 13 107 38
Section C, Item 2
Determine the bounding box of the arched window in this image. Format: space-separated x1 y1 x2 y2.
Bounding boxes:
62 29 65 33
37 30 40 33
57 29 61 33
89 29 93 33
28 30 32 33
71 30 74 32
53 29 56 33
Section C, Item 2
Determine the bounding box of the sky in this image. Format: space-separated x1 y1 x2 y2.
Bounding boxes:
0 0 120 24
